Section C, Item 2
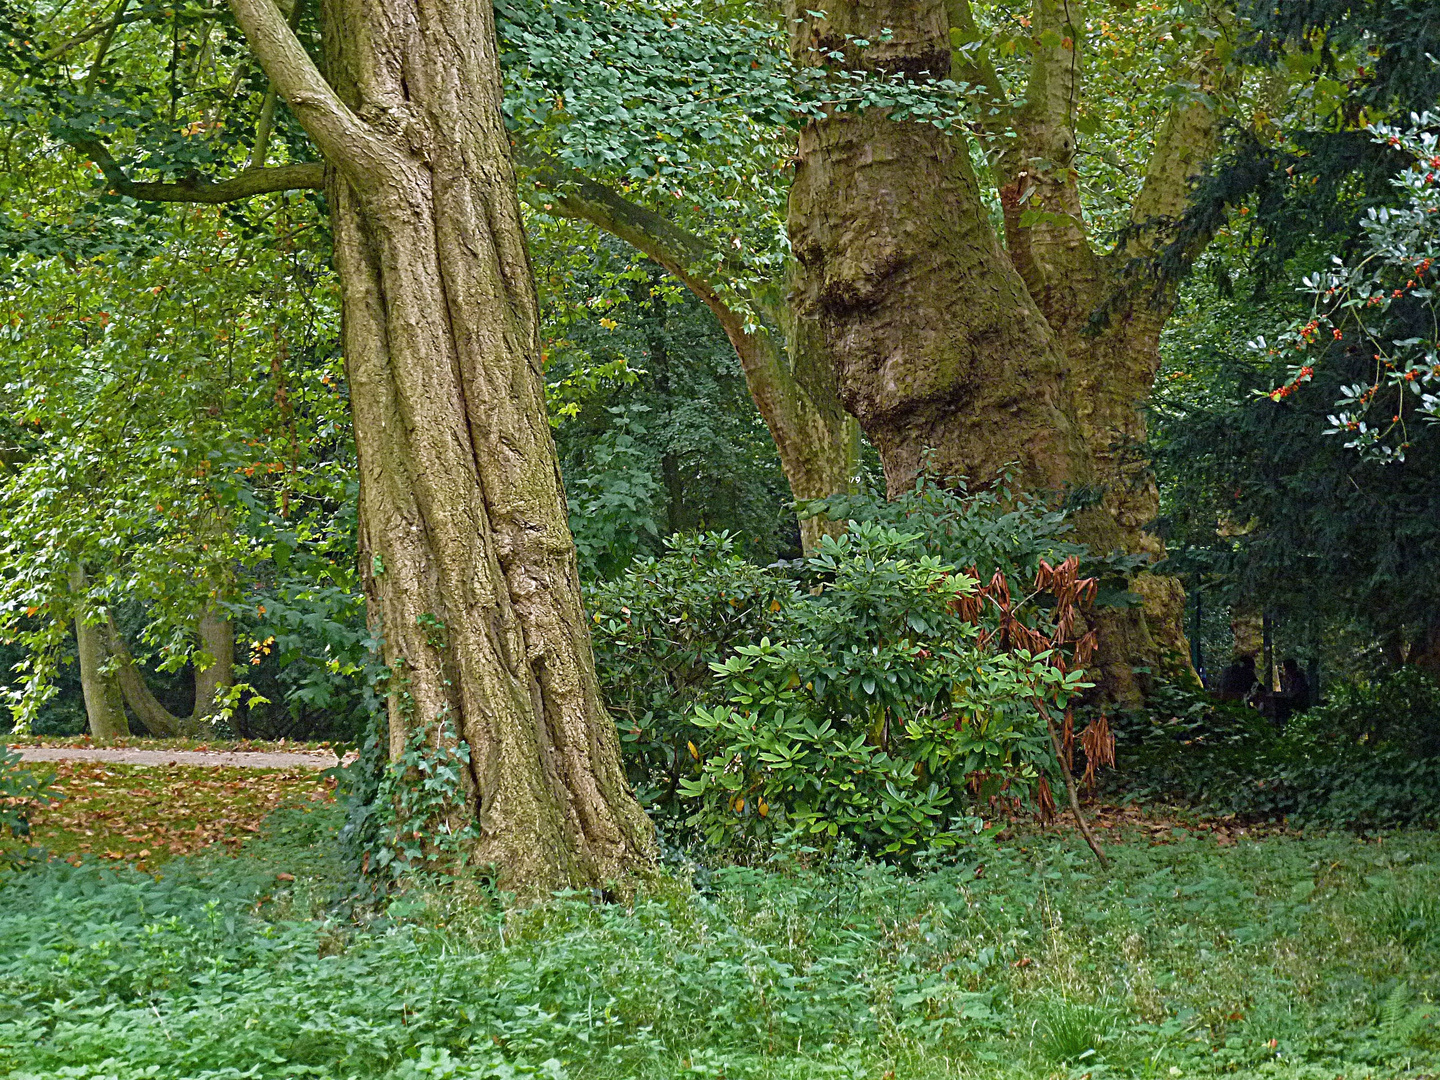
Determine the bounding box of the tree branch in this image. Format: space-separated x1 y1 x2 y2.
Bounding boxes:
520 151 717 283
1121 87 1226 264
73 135 323 203
1103 28 1234 315
1000 0 1096 289
524 153 797 395
945 0 1016 153
248 0 303 171
38 1 137 64
224 0 395 190
518 151 851 507
1044 705 1109 869
82 0 130 96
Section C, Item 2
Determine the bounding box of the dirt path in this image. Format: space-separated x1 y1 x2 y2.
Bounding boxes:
14 747 339 770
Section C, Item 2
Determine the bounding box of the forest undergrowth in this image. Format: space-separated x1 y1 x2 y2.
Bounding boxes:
1 791 1437 1080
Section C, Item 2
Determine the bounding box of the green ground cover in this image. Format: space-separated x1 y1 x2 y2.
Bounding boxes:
1 802 1436 1080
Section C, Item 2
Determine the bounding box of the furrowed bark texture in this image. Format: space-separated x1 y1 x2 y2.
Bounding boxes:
785 0 1146 700
228 0 653 892
69 566 128 740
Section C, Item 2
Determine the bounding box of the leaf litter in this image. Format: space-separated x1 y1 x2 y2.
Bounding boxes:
3 760 334 871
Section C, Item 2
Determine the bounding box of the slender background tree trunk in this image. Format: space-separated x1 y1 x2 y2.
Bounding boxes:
105 608 234 737
69 565 128 739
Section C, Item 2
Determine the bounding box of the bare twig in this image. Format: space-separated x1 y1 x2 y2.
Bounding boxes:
1042 704 1109 870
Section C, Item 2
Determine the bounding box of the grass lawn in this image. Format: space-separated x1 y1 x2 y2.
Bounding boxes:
0 763 1437 1079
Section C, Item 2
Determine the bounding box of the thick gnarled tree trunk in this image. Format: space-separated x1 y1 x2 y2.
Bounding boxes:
990 0 1225 670
228 0 652 892
786 0 1229 696
784 0 1150 701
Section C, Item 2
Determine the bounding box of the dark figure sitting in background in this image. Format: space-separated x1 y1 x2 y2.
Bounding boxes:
1271 658 1312 728
1215 654 1260 703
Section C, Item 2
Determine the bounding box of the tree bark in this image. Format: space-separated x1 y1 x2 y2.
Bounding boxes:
1230 608 1262 662
226 0 653 892
107 617 187 738
193 606 235 719
68 566 129 740
784 0 1147 701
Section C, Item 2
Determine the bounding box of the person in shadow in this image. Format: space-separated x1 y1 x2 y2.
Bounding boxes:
1271 658 1312 728
1215 653 1260 704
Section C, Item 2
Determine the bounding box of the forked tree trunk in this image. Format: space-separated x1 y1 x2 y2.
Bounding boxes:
69 566 129 740
991 4 1225 673
784 0 1150 702
106 608 235 737
227 0 653 892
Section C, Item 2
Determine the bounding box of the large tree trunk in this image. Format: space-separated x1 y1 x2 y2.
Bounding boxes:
785 0 1233 696
1412 623 1440 677
784 0 1150 701
68 566 129 740
228 0 653 892
786 108 1088 500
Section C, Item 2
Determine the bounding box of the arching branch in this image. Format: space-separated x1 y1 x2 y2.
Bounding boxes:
520 151 719 299
521 151 858 535
37 3 142 64
945 0 1016 156
520 151 804 445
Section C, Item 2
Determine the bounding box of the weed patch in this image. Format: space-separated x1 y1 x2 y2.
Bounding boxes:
2 813 1439 1078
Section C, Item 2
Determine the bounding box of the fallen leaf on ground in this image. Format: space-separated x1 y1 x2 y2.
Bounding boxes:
2 760 333 871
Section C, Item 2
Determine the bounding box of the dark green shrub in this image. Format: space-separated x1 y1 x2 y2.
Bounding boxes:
588 477 1122 858
1112 669 1440 827
586 532 793 820
1291 667 1440 759
804 464 1146 607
